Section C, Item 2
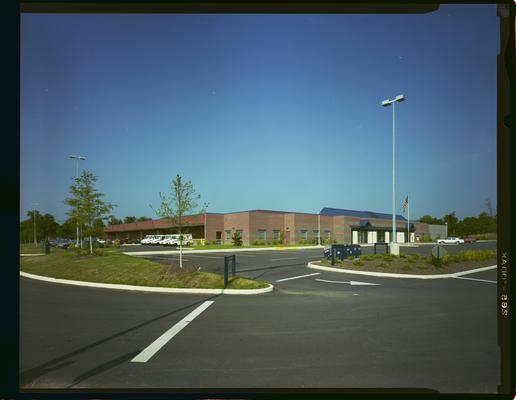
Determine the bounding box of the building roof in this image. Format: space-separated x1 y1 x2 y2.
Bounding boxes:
320 207 407 221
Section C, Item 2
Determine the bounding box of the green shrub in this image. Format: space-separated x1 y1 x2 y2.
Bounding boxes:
362 254 375 261
410 253 420 260
252 240 266 246
399 252 407 258
353 259 364 266
376 262 387 268
382 254 395 262
406 258 416 264
402 265 412 271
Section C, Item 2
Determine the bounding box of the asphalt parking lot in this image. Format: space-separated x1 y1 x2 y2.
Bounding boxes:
20 242 499 392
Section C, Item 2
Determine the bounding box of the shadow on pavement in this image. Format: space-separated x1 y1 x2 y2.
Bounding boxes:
20 294 221 387
67 350 141 388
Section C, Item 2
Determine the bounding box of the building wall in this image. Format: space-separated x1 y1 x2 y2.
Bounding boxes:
428 224 448 240
103 210 445 245
223 212 250 244
248 211 285 243
205 214 225 243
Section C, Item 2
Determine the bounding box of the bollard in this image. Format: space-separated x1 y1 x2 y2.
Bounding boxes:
223 256 228 288
231 254 236 276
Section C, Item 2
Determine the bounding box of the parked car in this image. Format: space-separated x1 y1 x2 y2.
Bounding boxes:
140 235 155 245
463 237 477 243
437 237 465 245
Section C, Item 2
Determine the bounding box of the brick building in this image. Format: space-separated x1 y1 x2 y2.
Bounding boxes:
104 207 447 245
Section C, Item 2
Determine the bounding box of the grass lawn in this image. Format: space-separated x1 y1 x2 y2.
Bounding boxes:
20 248 269 289
317 250 497 275
20 243 46 254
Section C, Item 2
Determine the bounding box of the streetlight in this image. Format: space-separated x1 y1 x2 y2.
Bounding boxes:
382 94 406 255
32 202 39 245
69 154 86 247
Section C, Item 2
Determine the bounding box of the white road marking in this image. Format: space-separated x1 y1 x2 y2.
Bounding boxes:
307 256 324 259
276 273 321 282
270 257 298 261
453 276 496 284
315 279 380 286
131 301 214 363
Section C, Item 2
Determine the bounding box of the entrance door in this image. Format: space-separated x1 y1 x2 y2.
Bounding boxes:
216 231 222 245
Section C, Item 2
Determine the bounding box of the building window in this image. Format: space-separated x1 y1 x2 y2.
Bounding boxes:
225 230 232 240
325 230 331 238
272 230 280 240
300 230 308 240
258 229 266 240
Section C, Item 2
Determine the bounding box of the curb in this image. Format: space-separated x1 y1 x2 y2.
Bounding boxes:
19 271 274 295
123 245 324 256
20 253 45 257
307 262 497 279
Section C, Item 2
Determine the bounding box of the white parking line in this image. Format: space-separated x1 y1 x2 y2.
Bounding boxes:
270 257 298 261
453 276 497 284
131 301 214 363
276 273 321 282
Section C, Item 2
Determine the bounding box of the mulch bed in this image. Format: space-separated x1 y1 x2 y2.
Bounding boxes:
317 258 497 275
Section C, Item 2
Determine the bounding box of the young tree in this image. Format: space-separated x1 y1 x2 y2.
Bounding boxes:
65 171 116 255
152 174 208 268
232 231 243 246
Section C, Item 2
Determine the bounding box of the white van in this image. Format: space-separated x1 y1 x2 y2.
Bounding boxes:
148 235 165 245
161 234 194 246
141 235 156 245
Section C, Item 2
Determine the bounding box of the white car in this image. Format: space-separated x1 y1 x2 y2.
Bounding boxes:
437 237 465 245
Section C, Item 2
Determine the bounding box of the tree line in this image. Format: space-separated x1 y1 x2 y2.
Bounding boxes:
419 209 496 237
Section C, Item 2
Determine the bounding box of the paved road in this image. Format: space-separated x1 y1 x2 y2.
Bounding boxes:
20 245 499 392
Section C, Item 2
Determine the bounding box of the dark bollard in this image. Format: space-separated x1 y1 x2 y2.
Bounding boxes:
231 255 236 276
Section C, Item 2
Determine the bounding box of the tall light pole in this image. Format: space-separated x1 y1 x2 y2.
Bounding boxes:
382 94 406 255
69 155 86 247
32 202 39 245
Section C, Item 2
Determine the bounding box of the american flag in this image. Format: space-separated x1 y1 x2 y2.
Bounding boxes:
402 195 409 212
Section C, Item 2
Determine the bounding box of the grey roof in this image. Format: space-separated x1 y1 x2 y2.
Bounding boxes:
320 207 407 221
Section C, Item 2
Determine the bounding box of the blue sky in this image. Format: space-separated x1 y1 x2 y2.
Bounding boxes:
20 5 498 223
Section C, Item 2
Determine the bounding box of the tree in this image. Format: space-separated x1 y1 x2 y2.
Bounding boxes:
38 213 59 240
107 215 123 226
65 171 116 255
137 216 152 222
232 231 242 246
124 216 137 224
419 215 443 225
152 174 208 268
56 218 76 239
442 212 459 236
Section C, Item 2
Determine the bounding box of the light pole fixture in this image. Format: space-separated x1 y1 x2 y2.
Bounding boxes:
382 94 406 255
69 154 86 247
